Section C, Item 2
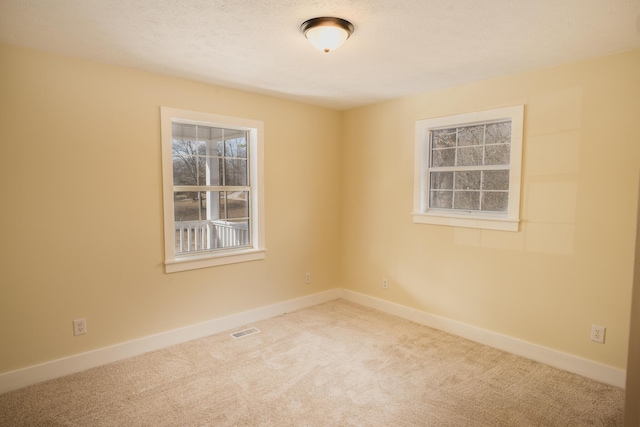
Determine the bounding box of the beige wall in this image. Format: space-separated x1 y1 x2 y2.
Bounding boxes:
1 42 639 380
625 185 640 424
341 50 640 369
0 44 342 373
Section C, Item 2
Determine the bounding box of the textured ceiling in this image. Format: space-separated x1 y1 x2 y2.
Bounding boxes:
1 0 639 110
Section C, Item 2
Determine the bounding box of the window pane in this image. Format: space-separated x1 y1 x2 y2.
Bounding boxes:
430 191 453 209
483 170 509 191
196 141 206 156
457 125 484 146
172 135 199 185
455 171 481 190
431 148 455 167
210 191 225 220
456 146 483 166
224 159 248 186
226 191 249 219
482 192 509 212
454 191 480 210
224 133 248 158
221 219 251 248
227 219 250 231
172 123 197 140
198 157 222 186
430 172 453 190
197 157 206 185
485 122 511 145
485 144 510 165
197 138 223 157
173 153 198 185
432 129 456 148
174 191 206 221
196 125 222 142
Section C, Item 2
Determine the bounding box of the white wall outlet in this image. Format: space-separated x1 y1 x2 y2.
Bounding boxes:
73 318 87 336
591 324 605 344
382 277 389 290
305 272 311 284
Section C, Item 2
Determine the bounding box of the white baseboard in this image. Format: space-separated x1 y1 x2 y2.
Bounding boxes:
340 289 626 389
0 289 341 394
1 287 626 394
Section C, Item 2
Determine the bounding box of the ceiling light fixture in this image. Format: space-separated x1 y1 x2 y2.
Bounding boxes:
301 17 354 53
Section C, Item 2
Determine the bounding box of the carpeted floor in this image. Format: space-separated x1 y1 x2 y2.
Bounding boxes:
0 299 625 426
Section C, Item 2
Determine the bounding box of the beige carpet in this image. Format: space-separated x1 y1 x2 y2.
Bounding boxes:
0 299 625 426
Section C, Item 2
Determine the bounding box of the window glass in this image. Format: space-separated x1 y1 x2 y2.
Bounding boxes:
413 105 523 232
170 124 250 254
162 107 265 272
428 121 511 213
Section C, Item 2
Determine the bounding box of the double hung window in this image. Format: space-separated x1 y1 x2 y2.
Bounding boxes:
161 107 265 272
413 106 524 231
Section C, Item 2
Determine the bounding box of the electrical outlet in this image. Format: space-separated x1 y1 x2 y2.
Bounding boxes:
591 324 605 344
305 272 311 284
382 278 389 290
73 318 87 336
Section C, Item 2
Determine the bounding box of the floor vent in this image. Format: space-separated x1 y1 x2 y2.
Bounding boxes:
230 327 260 339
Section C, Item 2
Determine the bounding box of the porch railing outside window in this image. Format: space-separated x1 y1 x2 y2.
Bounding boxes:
174 220 249 254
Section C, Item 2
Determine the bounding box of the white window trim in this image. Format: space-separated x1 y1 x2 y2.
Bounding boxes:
160 107 265 273
413 105 524 232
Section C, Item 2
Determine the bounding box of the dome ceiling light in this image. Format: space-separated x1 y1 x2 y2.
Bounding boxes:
301 17 354 53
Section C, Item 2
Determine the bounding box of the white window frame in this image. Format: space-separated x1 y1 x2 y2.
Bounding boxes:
413 105 524 232
160 107 265 273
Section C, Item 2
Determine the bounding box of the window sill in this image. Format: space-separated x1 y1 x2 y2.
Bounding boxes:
413 212 519 232
165 248 266 273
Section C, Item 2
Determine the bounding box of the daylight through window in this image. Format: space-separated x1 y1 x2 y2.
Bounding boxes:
172 123 250 254
429 121 511 213
161 107 265 272
413 106 524 231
